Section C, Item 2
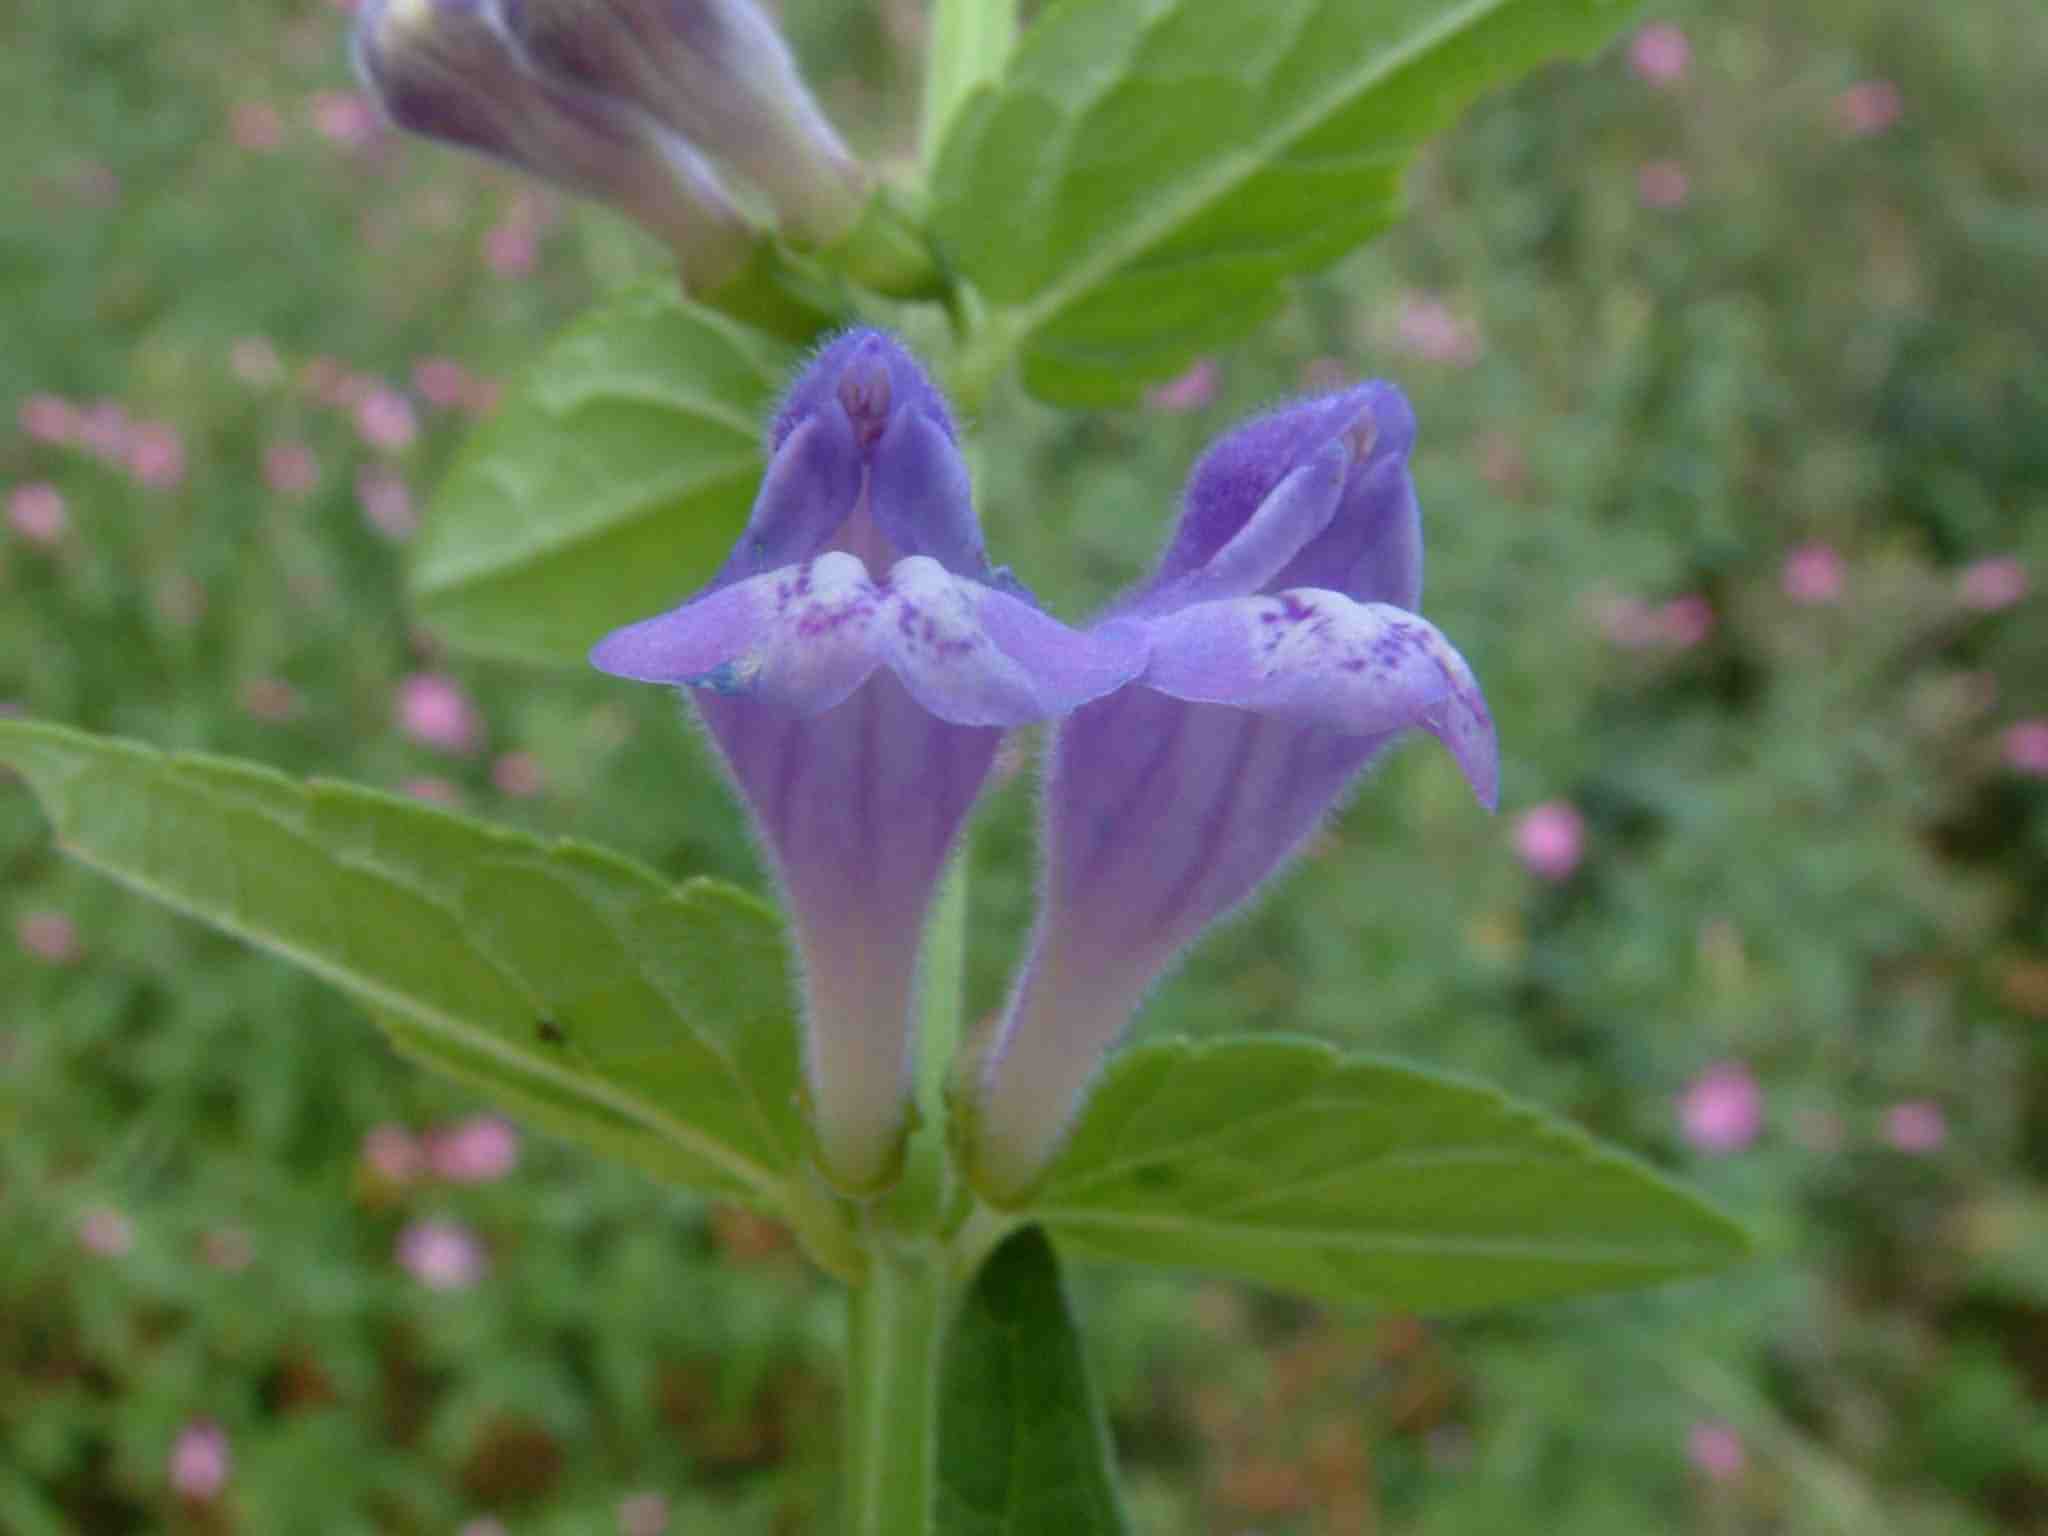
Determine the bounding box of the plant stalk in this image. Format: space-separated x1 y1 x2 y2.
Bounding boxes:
843 1229 950 1536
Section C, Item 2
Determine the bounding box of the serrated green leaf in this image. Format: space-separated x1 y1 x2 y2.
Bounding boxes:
409 288 798 665
933 0 1637 405
0 720 842 1252
936 1227 1129 1536
1029 1037 1749 1309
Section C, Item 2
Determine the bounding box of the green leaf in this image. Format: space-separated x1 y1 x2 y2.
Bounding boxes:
409 287 798 665
1029 1037 1749 1309
933 0 1637 406
937 1227 1130 1536
0 720 846 1257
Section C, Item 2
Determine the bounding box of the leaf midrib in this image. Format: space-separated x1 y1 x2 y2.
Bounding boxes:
1001 0 1519 336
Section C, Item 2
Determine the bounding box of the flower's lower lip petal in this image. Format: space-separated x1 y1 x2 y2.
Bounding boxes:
875 557 1144 727
590 552 883 715
1139 589 1498 807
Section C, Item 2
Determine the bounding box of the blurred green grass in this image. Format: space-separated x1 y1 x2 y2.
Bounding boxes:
4 0 2047 1532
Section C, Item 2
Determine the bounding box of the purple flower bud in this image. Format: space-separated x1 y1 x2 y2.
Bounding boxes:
499 0 867 247
592 332 1143 1193
354 0 754 287
966 383 1500 1201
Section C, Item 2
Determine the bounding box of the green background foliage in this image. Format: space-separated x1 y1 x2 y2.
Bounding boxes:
4 0 2047 1531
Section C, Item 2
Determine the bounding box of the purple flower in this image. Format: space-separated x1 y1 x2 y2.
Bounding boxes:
498 0 867 246
964 382 1499 1200
353 0 754 288
591 331 1143 1192
1678 1062 1762 1155
168 1420 232 1503
397 1218 487 1289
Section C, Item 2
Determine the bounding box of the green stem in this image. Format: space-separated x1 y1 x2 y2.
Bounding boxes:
921 0 1019 168
844 1230 950 1536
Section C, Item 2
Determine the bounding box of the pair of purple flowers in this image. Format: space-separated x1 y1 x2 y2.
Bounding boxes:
593 333 1499 1199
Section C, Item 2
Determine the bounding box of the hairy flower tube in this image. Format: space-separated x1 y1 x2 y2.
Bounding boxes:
592 332 1143 1193
965 383 1501 1201
354 0 753 287
498 0 868 247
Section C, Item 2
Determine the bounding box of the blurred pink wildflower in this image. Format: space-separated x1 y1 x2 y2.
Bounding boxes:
1834 80 1902 138
1514 801 1586 882
1637 159 1691 210
356 467 417 541
1629 24 1691 87
1882 1100 1946 1154
1686 1422 1746 1481
397 672 483 755
397 1219 487 1289
78 1206 135 1258
231 101 284 152
356 387 419 452
18 910 83 965
485 220 539 277
1393 293 1482 367
169 1421 232 1502
412 356 472 409
78 399 131 460
1679 1062 1763 1154
618 1493 670 1536
427 1115 520 1183
362 1123 426 1184
230 336 285 387
312 90 381 148
2005 720 2048 778
126 422 187 490
491 751 546 798
264 441 320 497
1658 594 1716 649
239 677 302 722
1958 557 2027 612
1144 358 1220 413
7 482 68 545
19 393 80 444
403 776 466 807
200 1227 256 1273
1782 542 1845 604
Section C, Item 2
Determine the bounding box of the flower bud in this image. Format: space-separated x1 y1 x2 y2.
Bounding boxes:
498 0 867 247
355 0 754 287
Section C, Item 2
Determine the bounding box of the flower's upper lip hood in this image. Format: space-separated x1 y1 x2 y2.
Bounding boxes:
1152 382 1416 596
770 330 957 456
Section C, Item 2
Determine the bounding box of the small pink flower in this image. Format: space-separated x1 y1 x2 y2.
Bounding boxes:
1686 1421 1745 1481
311 90 380 148
459 1523 509 1536
362 1122 426 1184
1144 358 1220 413
402 776 466 807
1514 801 1585 882
1882 1100 1946 1154
230 337 284 387
18 910 83 964
1958 557 2027 612
300 355 364 409
2005 720 2048 778
412 357 472 409
1658 594 1716 649
169 1421 232 1502
78 1206 135 1258
1679 1062 1763 1155
355 388 418 452
127 422 187 491
618 1492 670 1536
239 677 302 722
1782 542 1845 604
7 482 68 545
491 751 546 798
356 468 417 541
397 1219 486 1290
1629 23 1691 87
18 393 80 444
263 441 320 498
1637 159 1691 211
397 672 483 755
78 399 131 460
426 1115 520 1184
200 1228 256 1273
485 221 538 277
231 101 284 152
1393 293 1482 367
1596 593 1664 650
1834 80 1902 139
